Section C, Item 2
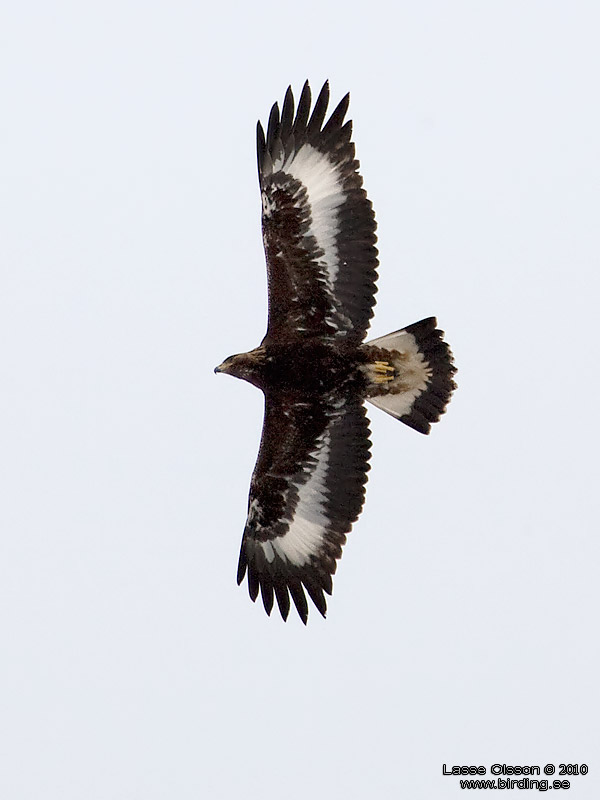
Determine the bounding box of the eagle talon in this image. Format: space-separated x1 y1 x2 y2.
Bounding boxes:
374 360 395 373
373 361 396 382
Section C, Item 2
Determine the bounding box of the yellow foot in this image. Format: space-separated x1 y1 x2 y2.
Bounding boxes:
372 361 395 383
374 360 395 373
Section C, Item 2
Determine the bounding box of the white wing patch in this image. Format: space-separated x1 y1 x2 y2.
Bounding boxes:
258 429 331 567
272 144 346 287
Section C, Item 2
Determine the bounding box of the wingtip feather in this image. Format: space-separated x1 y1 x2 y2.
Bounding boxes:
256 121 266 178
275 584 291 621
307 81 330 137
280 86 295 140
289 580 309 624
266 101 280 153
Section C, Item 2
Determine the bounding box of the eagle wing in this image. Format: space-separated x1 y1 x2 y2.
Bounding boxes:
237 389 371 623
258 81 379 346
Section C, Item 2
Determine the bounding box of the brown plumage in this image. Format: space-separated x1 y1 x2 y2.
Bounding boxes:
215 81 456 623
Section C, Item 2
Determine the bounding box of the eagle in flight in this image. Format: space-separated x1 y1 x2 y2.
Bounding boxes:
215 81 456 623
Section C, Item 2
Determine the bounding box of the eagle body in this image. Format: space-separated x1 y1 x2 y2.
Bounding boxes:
216 82 456 623
219 340 367 394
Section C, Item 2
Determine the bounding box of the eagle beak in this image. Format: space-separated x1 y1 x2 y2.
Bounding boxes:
214 364 222 374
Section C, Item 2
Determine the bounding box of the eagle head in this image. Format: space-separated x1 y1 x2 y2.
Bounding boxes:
214 347 266 387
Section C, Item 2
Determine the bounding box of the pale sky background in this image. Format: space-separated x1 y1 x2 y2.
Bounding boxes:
1 2 599 798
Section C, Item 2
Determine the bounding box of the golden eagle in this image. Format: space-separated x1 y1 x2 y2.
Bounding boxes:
215 81 456 623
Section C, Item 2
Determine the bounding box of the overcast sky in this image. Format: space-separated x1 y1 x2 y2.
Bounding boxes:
2 2 599 798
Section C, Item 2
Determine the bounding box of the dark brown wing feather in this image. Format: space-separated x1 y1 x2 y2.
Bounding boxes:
237 389 371 623
257 81 379 346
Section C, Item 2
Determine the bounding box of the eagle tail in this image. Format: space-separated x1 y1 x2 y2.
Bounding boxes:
365 317 456 434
